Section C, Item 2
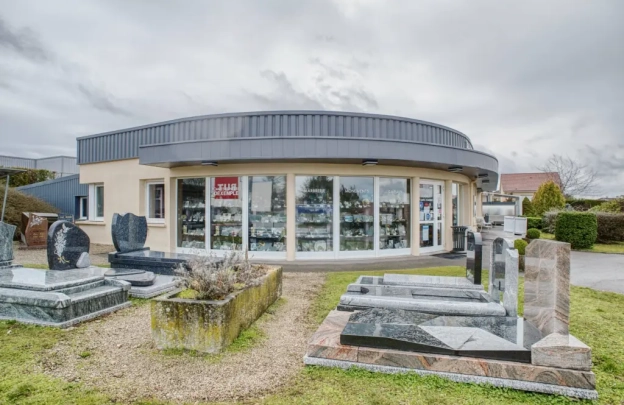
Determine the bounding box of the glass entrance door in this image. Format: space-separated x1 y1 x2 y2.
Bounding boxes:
419 181 444 253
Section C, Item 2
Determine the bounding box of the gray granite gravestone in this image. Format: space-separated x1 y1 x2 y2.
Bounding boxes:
524 239 571 336
0 222 19 268
47 221 91 270
466 231 483 285
503 249 519 317
489 238 514 302
111 213 148 253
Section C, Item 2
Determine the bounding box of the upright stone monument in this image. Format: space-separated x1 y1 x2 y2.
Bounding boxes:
524 239 570 336
0 222 20 269
47 221 91 270
111 213 148 253
24 213 48 248
466 231 483 285
488 237 519 317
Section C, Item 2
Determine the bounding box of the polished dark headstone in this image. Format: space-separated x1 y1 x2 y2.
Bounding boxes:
47 221 90 270
340 308 539 363
111 213 148 253
0 222 17 265
466 231 483 285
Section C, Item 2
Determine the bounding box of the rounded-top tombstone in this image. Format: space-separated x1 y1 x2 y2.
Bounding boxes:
47 221 90 270
466 231 483 285
111 213 148 253
0 221 17 265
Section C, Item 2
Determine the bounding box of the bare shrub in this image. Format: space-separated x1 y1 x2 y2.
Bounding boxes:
174 251 268 300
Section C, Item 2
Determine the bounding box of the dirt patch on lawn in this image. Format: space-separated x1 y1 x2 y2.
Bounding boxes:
41 272 325 403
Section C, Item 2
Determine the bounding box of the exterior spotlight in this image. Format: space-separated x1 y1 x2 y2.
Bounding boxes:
481 179 490 184
448 166 463 173
201 161 218 166
362 159 378 166
477 173 489 178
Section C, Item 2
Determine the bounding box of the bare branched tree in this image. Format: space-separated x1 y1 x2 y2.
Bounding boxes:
537 155 597 198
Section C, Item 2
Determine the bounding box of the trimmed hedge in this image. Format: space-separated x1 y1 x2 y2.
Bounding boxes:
567 199 606 211
555 212 597 249
526 217 543 230
526 228 541 240
596 213 624 243
514 239 528 256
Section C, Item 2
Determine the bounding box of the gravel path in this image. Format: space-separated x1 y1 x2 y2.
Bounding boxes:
13 242 113 266
41 272 325 403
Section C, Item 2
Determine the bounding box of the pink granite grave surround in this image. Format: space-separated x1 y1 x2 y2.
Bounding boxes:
524 240 571 336
306 310 595 391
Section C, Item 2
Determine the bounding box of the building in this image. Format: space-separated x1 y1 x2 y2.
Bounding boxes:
74 111 497 260
16 174 88 217
499 172 561 200
0 155 78 178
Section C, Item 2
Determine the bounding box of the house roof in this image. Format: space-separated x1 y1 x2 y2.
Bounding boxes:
500 172 561 193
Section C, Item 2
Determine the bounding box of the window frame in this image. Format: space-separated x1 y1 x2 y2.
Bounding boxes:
89 183 105 221
146 181 166 223
78 196 88 220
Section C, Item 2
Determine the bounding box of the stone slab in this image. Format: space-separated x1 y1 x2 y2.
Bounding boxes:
104 268 148 277
489 237 515 300
524 240 571 336
0 301 131 328
306 310 597 397
503 249 519 317
111 213 148 253
127 275 179 299
303 356 597 400
382 274 484 290
0 267 105 291
466 231 483 284
0 222 17 263
47 221 90 270
531 333 592 371
24 213 48 248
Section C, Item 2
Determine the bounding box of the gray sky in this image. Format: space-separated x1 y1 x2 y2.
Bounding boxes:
1 0 622 195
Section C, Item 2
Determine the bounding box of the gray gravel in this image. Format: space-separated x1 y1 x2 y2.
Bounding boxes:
41 272 325 403
13 242 113 266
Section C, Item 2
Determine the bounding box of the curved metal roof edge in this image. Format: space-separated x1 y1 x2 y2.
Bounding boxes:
135 135 498 163
75 110 474 147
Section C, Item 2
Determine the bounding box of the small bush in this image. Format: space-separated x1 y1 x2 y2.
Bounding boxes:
526 228 541 239
514 239 528 256
589 199 624 213
596 213 624 243
555 212 597 249
526 217 543 229
542 210 561 234
175 251 268 300
532 180 565 215
567 198 604 211
522 197 535 217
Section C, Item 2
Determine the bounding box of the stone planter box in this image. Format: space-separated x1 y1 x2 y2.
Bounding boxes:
151 266 282 353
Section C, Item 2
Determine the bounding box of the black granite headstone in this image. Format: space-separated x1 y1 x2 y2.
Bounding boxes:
111 213 148 253
466 231 483 285
492 238 509 292
0 222 16 266
47 221 90 270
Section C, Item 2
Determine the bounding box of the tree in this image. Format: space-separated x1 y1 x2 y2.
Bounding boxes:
0 168 56 187
532 180 566 215
522 197 535 216
537 154 597 197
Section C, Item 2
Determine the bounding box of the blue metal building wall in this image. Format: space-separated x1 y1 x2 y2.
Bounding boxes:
16 174 87 216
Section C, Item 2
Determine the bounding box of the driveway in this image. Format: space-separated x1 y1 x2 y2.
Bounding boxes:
570 251 624 295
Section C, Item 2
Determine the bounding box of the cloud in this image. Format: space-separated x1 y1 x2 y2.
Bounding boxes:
0 0 622 195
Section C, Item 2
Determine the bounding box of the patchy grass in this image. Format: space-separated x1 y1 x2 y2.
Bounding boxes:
1 268 623 404
541 233 624 254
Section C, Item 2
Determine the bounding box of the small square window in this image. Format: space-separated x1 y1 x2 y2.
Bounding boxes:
147 182 165 222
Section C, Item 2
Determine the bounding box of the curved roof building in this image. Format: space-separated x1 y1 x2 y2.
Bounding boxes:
76 111 498 260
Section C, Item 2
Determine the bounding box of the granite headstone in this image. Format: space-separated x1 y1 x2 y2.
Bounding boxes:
0 222 17 267
24 213 48 248
111 213 148 253
489 237 515 301
466 231 483 285
47 221 91 270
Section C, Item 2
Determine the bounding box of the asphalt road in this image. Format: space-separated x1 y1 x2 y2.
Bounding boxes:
569 251 624 295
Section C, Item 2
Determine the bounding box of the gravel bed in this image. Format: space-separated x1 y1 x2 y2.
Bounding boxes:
41 272 325 403
13 242 114 266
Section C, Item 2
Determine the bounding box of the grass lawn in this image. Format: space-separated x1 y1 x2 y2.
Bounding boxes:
1 267 623 404
541 233 624 254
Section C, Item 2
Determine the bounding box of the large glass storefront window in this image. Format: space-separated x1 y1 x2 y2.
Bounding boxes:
339 177 374 251
379 178 410 250
295 176 333 253
177 178 206 249
210 177 243 251
419 183 434 248
248 176 287 252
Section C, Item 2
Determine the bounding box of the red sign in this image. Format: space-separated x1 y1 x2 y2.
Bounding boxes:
213 177 239 199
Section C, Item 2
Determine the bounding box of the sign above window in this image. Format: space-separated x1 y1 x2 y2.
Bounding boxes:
212 177 239 199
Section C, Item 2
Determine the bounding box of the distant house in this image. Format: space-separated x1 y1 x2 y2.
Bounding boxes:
499 172 561 200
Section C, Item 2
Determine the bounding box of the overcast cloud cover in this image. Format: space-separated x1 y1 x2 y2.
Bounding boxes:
1 0 622 195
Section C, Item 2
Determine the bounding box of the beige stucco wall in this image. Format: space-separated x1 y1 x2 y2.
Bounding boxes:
78 159 474 258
